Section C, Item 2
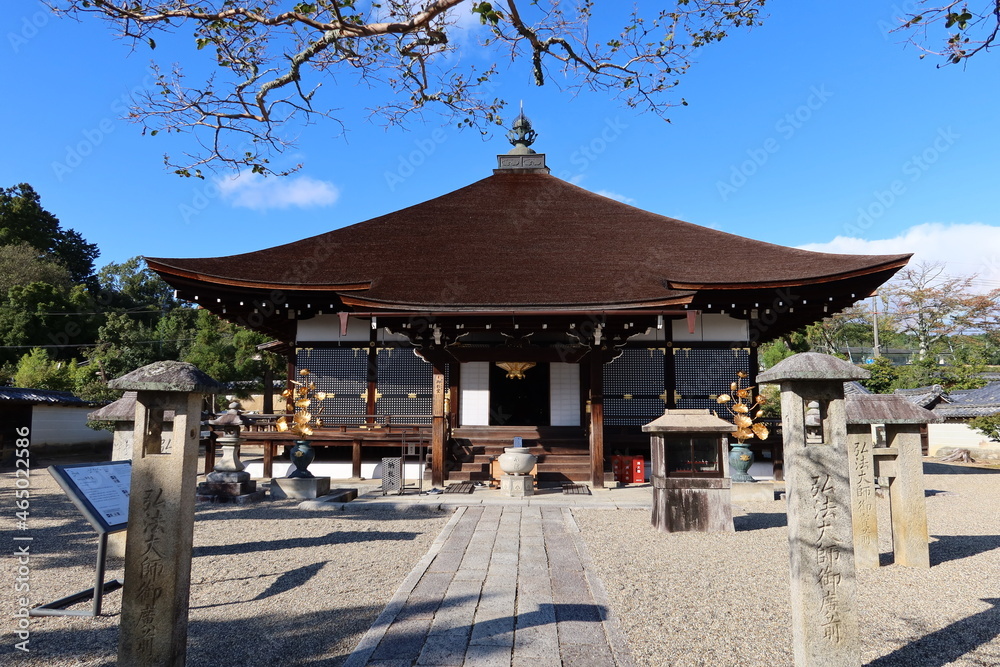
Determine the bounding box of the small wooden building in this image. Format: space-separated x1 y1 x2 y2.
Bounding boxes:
146 119 910 486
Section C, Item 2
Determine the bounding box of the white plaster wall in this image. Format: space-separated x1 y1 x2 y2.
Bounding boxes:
550 363 581 426
460 362 490 426
296 314 410 343
672 313 749 342
927 422 997 456
32 406 112 447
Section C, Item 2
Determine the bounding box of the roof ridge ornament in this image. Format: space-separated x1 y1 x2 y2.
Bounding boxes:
496 107 549 174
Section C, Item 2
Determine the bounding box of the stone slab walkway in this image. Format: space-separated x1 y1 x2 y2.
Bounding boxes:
343 505 635 667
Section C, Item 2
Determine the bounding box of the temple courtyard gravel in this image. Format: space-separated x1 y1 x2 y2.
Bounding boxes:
2 460 998 666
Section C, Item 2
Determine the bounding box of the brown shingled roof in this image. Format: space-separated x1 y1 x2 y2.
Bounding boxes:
147 171 909 311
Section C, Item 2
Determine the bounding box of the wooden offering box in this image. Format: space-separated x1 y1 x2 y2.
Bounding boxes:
643 410 734 533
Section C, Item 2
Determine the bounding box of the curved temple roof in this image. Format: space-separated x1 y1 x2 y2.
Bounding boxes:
147 172 909 313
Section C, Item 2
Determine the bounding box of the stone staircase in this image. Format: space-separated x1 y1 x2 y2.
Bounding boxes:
446 426 591 484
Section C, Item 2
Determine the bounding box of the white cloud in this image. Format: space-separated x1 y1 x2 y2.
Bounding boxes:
799 222 1000 292
595 190 636 205
217 173 340 211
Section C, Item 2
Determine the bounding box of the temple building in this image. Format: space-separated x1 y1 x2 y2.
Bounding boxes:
146 116 910 487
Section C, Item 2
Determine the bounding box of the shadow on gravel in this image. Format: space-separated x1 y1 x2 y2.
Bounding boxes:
193 529 422 557
923 462 1000 475
866 598 1000 667
734 512 787 531
194 503 448 523
929 534 1000 566
13 603 390 666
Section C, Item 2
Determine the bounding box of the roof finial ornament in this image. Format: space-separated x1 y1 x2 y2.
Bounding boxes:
506 106 537 155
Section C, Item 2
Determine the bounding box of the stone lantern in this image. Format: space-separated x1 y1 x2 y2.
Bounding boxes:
196 402 265 504
642 409 735 533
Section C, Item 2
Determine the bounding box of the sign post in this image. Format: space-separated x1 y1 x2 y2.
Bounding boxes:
32 461 131 617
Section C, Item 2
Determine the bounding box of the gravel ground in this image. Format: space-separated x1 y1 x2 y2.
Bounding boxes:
3 460 997 666
574 462 1000 667
0 465 449 667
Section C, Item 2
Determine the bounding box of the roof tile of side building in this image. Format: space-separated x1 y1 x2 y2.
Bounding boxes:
146 171 910 310
0 387 97 407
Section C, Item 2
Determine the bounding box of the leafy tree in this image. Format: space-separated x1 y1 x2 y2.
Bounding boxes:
881 261 988 361
51 0 769 175
95 256 178 312
859 356 898 394
181 309 283 407
0 243 73 295
13 348 77 392
0 184 99 282
968 414 1000 442
0 282 97 365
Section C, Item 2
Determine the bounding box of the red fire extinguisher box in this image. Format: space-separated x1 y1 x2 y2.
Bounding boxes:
612 455 646 484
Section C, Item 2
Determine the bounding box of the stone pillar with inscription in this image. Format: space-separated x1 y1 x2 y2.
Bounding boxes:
845 423 879 569
844 394 939 569
758 353 868 667
109 361 222 667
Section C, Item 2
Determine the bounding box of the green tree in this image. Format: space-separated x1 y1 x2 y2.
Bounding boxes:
0 184 99 282
968 414 1000 442
0 282 97 365
0 243 73 294
859 356 898 394
95 256 178 312
13 348 77 392
182 309 283 406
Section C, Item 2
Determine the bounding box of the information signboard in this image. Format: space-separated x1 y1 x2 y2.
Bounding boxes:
49 461 131 534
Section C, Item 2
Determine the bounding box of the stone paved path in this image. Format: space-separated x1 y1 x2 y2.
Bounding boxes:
344 506 635 667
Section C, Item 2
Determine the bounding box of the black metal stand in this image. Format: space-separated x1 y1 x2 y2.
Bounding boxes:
31 532 124 617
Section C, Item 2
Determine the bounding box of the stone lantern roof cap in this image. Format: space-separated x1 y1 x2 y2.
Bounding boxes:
846 394 942 424
757 352 870 384
209 402 245 427
109 361 224 394
88 391 177 422
642 408 735 433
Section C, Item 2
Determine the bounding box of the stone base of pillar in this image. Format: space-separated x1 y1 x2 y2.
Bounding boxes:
270 476 332 500
730 481 776 503
500 474 534 497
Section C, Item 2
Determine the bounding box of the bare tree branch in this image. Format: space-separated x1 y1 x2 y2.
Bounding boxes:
48 0 767 176
893 1 1000 65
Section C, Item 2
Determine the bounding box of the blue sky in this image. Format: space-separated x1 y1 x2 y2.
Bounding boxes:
3 0 999 293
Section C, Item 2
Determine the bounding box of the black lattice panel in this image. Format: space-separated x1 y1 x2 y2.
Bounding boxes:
603 349 666 426
376 348 440 424
674 347 750 412
295 348 367 425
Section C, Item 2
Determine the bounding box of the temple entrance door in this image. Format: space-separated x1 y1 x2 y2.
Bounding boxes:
489 362 550 426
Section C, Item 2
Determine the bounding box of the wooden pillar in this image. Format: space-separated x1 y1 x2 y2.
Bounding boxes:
366 323 378 421
589 352 605 488
285 354 296 413
664 342 676 409
448 362 460 428
352 439 363 479
262 362 274 415
431 362 447 486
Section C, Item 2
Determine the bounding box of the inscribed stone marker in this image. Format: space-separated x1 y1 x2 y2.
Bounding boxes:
110 361 222 667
